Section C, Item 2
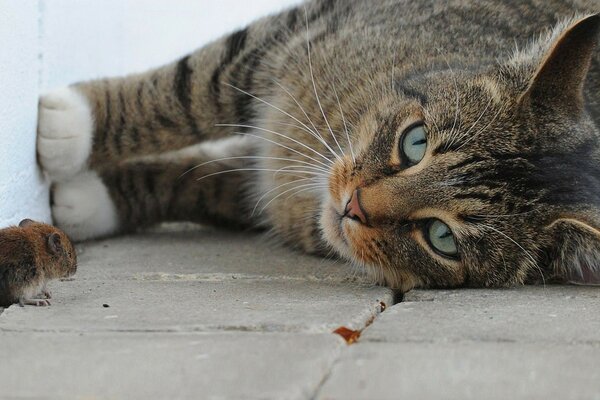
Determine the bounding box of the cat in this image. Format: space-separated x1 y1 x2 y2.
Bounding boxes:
37 0 600 292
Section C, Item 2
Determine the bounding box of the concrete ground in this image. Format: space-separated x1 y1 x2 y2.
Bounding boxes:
1 224 599 399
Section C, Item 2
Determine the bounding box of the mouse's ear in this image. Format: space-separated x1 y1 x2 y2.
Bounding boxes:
47 233 62 255
19 219 35 228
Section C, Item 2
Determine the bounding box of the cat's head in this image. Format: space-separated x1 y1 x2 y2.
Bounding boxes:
321 14 600 291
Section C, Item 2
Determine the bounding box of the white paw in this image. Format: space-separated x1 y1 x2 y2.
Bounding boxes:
52 171 119 241
37 87 94 182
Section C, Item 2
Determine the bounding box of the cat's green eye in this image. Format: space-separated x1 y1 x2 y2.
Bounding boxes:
426 219 458 258
400 124 428 166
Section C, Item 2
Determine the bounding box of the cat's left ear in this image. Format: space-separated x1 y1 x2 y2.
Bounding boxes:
520 14 600 114
544 217 600 285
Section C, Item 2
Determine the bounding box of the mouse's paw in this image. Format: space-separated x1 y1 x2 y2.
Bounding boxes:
41 289 52 299
52 171 120 241
19 298 51 307
37 87 94 182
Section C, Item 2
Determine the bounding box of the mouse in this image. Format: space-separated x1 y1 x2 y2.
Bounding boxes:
0 219 77 307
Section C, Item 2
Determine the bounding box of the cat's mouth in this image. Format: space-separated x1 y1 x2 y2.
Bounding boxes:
320 156 366 260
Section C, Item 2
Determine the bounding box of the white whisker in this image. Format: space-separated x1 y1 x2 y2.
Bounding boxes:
453 95 494 146
251 177 313 216
222 82 324 145
217 123 334 166
235 132 332 170
195 168 322 183
457 103 506 150
480 223 545 286
270 80 341 159
259 181 324 215
283 184 328 201
275 164 328 177
179 155 330 179
304 8 344 162
332 81 356 164
390 47 397 93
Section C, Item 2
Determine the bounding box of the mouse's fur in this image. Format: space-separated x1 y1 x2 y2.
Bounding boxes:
0 219 77 307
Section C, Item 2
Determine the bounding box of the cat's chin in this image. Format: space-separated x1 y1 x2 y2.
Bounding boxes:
319 204 354 261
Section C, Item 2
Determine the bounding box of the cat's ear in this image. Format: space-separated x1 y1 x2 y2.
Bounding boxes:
519 14 600 114
543 217 600 285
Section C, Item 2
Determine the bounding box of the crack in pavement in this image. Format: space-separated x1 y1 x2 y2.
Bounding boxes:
310 294 400 399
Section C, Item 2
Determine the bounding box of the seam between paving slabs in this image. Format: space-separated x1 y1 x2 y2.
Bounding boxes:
310 289 401 399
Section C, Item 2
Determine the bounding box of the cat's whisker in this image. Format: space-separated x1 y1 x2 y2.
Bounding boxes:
234 132 332 170
222 82 326 147
423 108 441 135
217 123 334 166
472 211 536 219
303 8 344 163
390 47 397 93
479 223 545 286
194 168 322 183
259 181 325 215
251 177 313 216
271 80 339 157
454 95 494 146
178 155 330 180
254 118 320 140
332 81 356 165
283 184 328 202
457 102 507 150
275 164 328 178
441 53 463 150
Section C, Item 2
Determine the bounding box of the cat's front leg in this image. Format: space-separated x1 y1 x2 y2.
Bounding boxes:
50 138 256 240
37 87 94 182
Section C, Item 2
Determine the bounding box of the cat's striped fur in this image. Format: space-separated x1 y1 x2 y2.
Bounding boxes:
38 0 600 291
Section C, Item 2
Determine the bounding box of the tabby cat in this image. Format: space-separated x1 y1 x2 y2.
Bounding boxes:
37 0 600 291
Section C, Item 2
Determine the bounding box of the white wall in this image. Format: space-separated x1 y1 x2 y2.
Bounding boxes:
0 0 300 228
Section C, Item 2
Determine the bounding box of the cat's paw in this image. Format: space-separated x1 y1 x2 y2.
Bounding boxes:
52 171 119 241
37 87 94 182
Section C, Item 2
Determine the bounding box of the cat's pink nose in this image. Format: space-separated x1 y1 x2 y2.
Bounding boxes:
344 189 367 224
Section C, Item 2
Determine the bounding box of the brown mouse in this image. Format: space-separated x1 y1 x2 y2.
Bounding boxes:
0 219 77 307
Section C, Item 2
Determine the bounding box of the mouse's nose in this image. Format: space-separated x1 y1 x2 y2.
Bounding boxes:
344 189 367 224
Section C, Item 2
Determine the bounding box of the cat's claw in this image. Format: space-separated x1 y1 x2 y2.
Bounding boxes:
37 87 94 182
51 171 119 241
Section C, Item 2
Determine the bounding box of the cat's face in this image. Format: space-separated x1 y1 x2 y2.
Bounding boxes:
320 15 600 291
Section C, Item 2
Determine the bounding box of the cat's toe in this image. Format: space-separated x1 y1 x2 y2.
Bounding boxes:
37 87 94 182
52 171 119 241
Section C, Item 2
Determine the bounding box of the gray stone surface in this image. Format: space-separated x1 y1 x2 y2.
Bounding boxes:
318 342 600 400
0 332 342 400
318 287 600 400
0 226 393 399
369 287 600 344
2 226 600 399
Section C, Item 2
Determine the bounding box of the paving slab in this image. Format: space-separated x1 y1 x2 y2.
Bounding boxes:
0 279 387 333
318 287 600 400
1 226 392 333
0 332 343 400
317 341 600 400
367 287 600 344
74 225 357 281
0 225 393 399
